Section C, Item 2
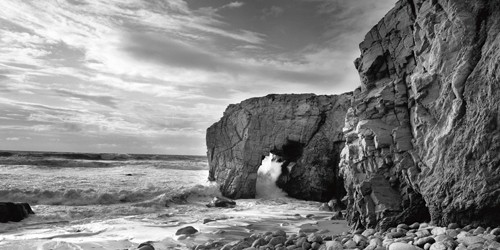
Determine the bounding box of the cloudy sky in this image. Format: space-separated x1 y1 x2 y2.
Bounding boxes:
0 0 396 155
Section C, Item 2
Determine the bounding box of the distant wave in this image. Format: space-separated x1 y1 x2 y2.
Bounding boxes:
0 159 208 170
0 183 221 206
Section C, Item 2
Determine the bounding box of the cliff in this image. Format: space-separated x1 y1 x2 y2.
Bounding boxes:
206 94 351 201
206 0 500 229
340 0 500 229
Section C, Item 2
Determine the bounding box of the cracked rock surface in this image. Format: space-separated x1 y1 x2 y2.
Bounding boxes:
206 94 351 201
205 0 500 230
341 0 500 229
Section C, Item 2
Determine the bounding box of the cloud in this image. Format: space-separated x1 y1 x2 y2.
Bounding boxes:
124 32 229 72
6 137 20 141
53 89 119 109
0 0 398 154
124 32 334 87
223 2 244 9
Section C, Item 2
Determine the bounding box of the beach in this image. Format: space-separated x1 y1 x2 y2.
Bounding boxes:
0 153 349 250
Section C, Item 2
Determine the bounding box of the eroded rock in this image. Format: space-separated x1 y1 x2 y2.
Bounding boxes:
205 0 500 230
0 202 34 223
340 0 500 229
207 94 351 200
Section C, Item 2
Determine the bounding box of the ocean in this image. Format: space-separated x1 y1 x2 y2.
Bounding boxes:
0 151 347 250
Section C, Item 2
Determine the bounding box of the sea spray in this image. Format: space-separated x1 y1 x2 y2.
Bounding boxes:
256 153 287 199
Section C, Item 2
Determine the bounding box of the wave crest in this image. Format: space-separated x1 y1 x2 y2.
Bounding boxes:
0 183 221 206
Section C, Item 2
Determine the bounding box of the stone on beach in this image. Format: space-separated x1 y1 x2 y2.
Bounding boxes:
175 226 198 236
206 196 236 208
137 242 155 250
0 202 34 223
389 242 423 250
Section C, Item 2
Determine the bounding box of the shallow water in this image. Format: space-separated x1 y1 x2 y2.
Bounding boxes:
0 155 347 250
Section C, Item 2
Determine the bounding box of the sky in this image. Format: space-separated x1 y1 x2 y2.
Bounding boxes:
0 0 396 155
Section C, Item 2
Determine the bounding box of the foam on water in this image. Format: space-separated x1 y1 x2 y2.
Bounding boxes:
256 153 288 199
0 155 340 250
0 160 217 208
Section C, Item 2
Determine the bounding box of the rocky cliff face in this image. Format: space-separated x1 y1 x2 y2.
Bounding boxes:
206 0 500 230
207 94 351 201
340 0 500 229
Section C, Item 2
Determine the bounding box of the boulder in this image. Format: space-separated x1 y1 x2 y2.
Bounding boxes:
175 226 198 236
0 202 34 223
137 242 155 250
206 196 236 208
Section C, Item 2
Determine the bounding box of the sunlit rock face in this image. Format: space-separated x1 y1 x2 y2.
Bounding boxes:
206 94 351 201
340 0 500 229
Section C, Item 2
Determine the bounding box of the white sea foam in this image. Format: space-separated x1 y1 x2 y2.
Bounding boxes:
0 156 340 250
0 162 215 207
256 153 288 199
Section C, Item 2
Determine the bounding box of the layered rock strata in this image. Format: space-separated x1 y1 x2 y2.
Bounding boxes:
207 94 351 201
340 0 500 229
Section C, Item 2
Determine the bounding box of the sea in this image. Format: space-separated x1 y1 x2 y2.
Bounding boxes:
0 151 347 250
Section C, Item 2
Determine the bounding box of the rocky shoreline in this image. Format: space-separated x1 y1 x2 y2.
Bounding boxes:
190 220 500 250
206 0 500 231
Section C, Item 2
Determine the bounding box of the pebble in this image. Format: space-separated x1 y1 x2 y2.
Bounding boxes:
387 231 406 238
388 242 422 250
269 236 286 246
472 226 485 235
415 229 431 238
192 221 500 250
251 238 267 247
434 234 452 242
302 241 311 249
414 236 435 247
491 228 500 235
429 242 447 250
273 230 287 237
431 227 446 236
311 242 321 250
307 233 323 243
456 235 485 246
324 241 343 250
343 239 356 248
363 228 377 237
369 238 382 246
445 229 459 238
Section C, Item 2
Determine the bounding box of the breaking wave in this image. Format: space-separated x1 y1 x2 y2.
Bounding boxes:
0 183 221 206
256 153 288 199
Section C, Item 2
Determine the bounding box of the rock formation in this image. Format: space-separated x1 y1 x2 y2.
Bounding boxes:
207 94 352 201
0 202 34 223
340 0 500 229
206 0 500 229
